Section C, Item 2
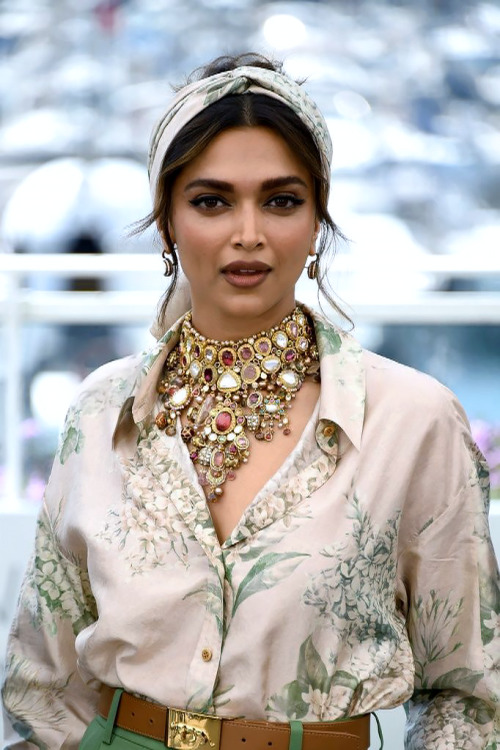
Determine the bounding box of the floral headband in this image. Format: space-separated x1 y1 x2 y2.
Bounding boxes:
148 65 333 200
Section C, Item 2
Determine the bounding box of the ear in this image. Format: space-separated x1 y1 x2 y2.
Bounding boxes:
168 220 175 246
309 220 320 256
157 219 175 249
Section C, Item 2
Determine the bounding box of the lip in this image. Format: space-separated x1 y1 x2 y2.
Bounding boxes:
221 261 271 273
221 261 271 289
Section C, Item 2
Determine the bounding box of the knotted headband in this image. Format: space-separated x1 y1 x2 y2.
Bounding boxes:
148 65 333 200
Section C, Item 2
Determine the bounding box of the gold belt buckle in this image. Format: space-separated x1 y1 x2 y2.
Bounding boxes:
167 708 222 750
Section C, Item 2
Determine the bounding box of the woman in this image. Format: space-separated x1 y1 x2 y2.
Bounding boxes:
2 54 499 750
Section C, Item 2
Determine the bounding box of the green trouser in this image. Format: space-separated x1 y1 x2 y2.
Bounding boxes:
79 689 166 750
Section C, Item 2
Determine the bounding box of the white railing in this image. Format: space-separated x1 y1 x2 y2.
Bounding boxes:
1 252 500 506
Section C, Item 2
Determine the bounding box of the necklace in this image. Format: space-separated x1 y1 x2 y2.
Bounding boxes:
155 306 319 502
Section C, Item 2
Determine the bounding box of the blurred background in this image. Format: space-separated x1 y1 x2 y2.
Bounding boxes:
0 1 499 745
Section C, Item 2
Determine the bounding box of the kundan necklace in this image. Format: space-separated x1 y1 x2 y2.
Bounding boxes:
155 306 319 502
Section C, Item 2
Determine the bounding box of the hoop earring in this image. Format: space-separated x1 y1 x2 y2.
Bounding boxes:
162 249 174 277
307 257 318 280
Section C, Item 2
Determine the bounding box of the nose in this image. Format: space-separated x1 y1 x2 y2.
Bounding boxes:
231 203 264 250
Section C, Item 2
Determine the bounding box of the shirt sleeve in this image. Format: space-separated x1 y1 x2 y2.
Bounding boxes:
397 392 500 749
1 442 99 748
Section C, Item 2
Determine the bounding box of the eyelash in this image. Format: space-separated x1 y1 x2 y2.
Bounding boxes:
189 194 306 210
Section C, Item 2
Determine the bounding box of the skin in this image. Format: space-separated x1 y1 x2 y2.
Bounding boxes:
168 125 319 341
165 125 321 541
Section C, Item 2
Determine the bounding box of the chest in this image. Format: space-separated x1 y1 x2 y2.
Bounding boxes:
181 380 321 543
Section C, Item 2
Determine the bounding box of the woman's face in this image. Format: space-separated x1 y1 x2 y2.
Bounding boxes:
168 126 319 339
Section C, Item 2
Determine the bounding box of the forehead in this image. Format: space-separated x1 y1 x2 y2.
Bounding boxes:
178 126 312 184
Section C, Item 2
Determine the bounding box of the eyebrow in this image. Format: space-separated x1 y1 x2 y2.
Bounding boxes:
183 176 309 192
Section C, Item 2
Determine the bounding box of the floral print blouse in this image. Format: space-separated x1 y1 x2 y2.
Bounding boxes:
2 308 499 749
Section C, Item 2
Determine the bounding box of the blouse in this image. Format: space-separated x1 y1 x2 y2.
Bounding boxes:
2 307 499 749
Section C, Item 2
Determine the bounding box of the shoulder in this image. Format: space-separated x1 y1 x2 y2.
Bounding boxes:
73 353 142 405
62 352 143 432
362 348 472 455
55 353 143 466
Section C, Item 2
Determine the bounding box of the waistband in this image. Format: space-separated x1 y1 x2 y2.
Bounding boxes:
99 685 371 750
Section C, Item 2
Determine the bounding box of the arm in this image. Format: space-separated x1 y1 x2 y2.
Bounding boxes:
399 427 500 749
2 438 99 749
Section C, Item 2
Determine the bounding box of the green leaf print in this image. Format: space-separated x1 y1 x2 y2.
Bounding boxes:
331 670 359 690
266 634 357 721
58 425 84 465
232 552 309 616
410 590 465 686
432 668 483 693
184 582 223 637
297 635 330 693
267 680 309 720
314 321 342 357
460 696 496 726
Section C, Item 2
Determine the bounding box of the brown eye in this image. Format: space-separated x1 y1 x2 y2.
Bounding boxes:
267 195 305 209
189 195 227 209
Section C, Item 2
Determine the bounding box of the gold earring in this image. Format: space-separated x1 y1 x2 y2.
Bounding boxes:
307 257 318 280
162 249 174 277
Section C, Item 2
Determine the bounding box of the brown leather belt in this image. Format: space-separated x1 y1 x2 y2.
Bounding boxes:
99 685 370 750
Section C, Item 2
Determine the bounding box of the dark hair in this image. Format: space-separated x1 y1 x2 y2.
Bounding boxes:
136 53 351 329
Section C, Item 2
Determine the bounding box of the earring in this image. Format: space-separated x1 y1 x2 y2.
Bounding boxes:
162 249 174 277
307 257 318 280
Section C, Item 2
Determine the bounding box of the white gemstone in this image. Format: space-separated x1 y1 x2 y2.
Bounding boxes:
275 332 287 348
171 386 190 406
227 432 235 441
280 370 299 387
234 424 243 434
266 403 278 413
190 361 201 378
209 433 217 442
217 370 241 391
262 356 280 373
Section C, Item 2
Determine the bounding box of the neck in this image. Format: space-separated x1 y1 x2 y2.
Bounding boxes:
189 300 298 341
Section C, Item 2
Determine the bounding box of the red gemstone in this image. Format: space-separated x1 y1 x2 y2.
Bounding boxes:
229 444 237 454
194 344 201 357
204 368 213 383
284 428 291 436
284 349 296 362
215 411 232 432
227 471 236 481
190 451 198 460
248 392 260 406
222 350 234 366
258 341 270 353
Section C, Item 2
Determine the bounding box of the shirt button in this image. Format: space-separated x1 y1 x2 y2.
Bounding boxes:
201 648 212 662
322 424 335 437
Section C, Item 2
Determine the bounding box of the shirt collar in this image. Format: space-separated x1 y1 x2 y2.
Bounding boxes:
308 306 365 452
118 306 366 453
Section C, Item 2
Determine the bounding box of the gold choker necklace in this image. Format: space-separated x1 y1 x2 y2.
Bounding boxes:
156 307 319 502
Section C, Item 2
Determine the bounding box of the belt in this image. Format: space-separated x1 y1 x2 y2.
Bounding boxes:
99 686 370 750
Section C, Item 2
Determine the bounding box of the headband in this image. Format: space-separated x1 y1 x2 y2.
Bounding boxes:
148 65 332 199
148 66 332 339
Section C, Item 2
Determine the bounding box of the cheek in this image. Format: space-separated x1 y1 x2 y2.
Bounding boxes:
173 216 227 252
